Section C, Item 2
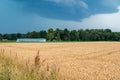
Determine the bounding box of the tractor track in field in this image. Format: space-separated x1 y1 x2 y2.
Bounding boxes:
71 50 120 61
86 50 120 59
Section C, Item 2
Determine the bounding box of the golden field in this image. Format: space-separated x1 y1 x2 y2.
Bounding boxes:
0 42 120 80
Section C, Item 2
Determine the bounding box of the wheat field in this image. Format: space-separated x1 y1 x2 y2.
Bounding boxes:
0 42 120 80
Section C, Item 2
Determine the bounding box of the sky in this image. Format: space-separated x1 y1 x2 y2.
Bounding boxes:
0 0 120 33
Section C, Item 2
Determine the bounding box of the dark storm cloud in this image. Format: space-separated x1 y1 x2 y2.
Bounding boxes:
12 0 120 21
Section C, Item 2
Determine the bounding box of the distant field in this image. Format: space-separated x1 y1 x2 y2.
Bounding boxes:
0 42 120 80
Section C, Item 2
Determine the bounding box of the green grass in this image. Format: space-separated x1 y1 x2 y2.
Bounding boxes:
0 40 120 43
0 40 16 43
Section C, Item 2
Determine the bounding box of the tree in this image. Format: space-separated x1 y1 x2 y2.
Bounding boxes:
54 28 61 41
70 30 79 41
89 29 100 41
39 30 47 38
3 34 10 40
78 29 87 41
0 28 120 41
105 29 112 33
16 33 22 39
10 34 17 40
25 31 40 38
47 28 54 41
61 28 70 41
113 32 120 41
104 29 112 40
0 34 2 40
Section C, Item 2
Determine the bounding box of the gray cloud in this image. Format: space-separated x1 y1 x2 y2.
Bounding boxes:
45 0 88 9
1 0 120 33
12 0 120 21
33 7 120 32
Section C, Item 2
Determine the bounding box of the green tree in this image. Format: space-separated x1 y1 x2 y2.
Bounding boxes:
47 28 54 41
3 34 10 40
78 29 87 41
70 30 79 41
1 28 120 41
10 34 17 40
89 29 100 41
54 28 61 41
16 33 22 39
0 34 2 40
26 31 40 38
61 28 70 41
104 29 112 40
39 30 47 38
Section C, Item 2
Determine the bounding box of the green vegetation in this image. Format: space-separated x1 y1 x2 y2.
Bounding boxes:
0 50 61 80
0 28 120 41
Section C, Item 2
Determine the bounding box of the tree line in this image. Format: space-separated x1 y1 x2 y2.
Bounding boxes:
0 28 120 41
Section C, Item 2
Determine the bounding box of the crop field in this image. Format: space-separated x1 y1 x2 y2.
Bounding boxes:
0 42 120 80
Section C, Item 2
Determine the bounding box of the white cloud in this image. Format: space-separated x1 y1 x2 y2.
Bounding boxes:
34 6 120 32
118 6 120 12
80 6 120 31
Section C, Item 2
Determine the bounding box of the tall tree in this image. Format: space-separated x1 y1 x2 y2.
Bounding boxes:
3 34 11 40
0 34 2 40
70 30 79 41
39 30 47 38
16 33 22 39
54 28 61 41
62 28 70 41
30 31 40 38
47 28 54 41
10 34 17 40
0 28 120 41
78 29 87 41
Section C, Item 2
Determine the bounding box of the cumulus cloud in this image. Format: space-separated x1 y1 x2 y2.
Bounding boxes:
34 6 120 32
13 0 120 21
1 0 120 33
79 6 120 31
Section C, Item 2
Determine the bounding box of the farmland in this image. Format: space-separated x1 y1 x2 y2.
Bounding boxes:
0 42 120 80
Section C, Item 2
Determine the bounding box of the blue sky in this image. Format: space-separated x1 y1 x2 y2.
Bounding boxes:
0 0 120 33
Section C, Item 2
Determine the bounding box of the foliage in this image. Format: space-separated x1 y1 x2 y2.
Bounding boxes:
0 28 120 41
